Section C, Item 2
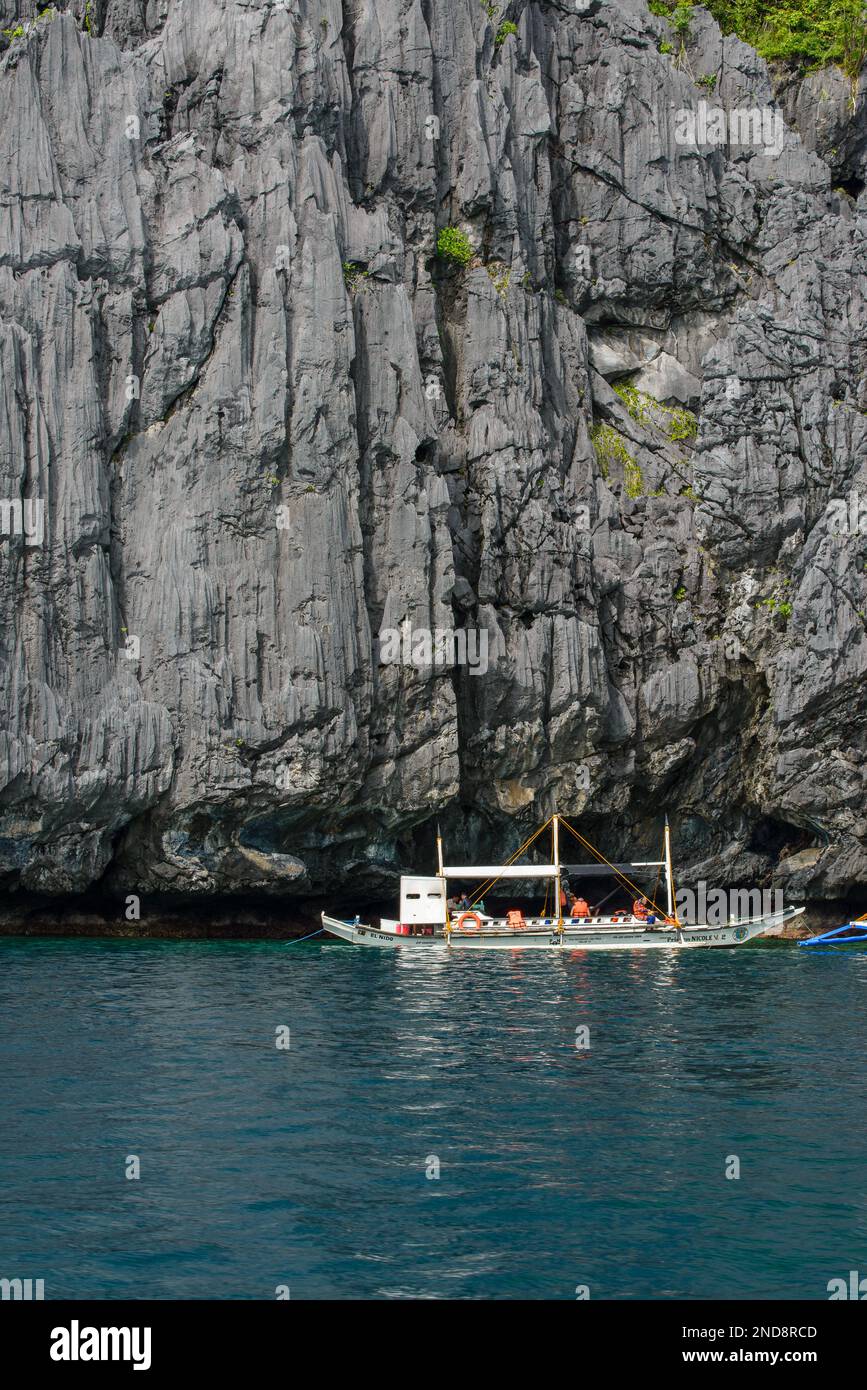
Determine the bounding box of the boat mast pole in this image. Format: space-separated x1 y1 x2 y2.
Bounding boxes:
554 813 562 931
664 815 675 922
437 822 450 941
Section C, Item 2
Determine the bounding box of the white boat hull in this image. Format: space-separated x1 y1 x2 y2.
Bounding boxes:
321 907 804 951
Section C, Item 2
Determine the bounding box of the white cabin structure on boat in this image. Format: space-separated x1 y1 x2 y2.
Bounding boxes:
399 876 447 925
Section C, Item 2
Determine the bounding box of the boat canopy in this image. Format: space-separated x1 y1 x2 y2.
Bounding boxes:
561 862 664 877
442 862 662 879
442 864 559 879
435 812 678 927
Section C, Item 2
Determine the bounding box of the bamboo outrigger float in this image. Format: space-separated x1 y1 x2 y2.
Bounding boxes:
321 814 803 951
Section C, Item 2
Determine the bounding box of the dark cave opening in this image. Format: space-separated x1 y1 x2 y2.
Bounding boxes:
836 175 865 202
747 816 814 861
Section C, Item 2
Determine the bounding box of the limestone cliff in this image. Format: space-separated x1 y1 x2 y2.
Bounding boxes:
0 0 865 909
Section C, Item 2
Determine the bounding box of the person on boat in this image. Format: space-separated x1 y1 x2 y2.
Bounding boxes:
457 893 471 911
569 895 591 920
633 897 650 921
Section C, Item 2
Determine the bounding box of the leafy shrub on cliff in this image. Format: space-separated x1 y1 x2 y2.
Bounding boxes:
342 261 368 291
624 458 647 497
671 4 695 35
651 4 695 63
699 0 867 81
591 423 637 482
496 21 518 48
613 381 698 443
667 406 698 442
437 226 474 267
485 260 512 296
756 594 793 621
613 381 653 424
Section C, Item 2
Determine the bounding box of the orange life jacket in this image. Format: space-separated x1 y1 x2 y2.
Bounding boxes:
633 899 649 920
571 897 590 918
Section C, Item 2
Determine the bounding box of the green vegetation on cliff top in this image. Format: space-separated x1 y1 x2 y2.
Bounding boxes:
652 1 867 80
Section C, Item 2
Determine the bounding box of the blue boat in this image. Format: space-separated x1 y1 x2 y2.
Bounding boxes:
799 920 867 947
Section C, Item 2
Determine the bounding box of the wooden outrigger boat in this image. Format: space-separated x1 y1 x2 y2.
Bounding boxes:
321 814 804 951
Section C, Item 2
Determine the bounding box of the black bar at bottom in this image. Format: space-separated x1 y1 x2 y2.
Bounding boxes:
2 1299 862 1375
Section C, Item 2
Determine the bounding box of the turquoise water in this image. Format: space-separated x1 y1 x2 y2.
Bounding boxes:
1 937 865 1299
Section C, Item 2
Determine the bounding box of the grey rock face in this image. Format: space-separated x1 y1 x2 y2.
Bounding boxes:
0 0 865 907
